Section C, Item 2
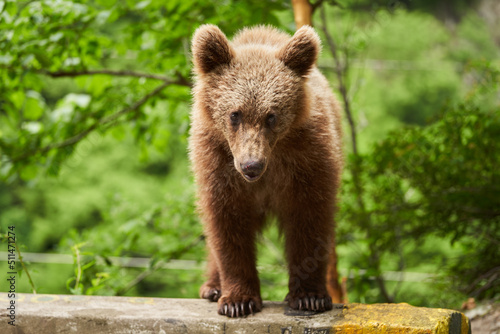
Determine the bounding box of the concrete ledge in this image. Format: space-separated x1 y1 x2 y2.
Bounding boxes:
0 293 470 333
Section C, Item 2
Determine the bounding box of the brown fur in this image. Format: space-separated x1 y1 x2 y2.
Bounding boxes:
189 25 343 317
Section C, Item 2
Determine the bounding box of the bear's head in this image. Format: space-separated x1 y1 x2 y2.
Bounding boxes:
192 25 320 182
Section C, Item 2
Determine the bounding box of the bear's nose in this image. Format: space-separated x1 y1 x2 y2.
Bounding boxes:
240 160 265 181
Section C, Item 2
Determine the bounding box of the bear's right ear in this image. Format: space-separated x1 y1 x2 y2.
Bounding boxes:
192 25 235 74
277 26 321 77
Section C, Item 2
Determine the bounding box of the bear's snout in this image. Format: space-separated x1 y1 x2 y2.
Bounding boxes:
240 160 265 182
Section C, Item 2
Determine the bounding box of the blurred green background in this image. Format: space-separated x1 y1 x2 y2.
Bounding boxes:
0 0 499 309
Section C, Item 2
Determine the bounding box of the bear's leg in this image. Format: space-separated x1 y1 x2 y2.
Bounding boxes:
200 249 221 302
204 208 264 317
281 201 334 312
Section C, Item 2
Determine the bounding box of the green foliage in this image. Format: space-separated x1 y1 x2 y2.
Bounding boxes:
371 103 500 300
337 0 479 21
338 61 500 305
0 0 288 181
319 4 499 306
0 230 37 293
61 192 205 296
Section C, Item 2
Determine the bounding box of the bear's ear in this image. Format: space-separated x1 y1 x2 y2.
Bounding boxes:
192 24 235 74
277 26 321 76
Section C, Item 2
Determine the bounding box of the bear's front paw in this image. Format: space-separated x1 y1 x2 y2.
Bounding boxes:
200 283 221 302
285 292 332 312
217 295 262 317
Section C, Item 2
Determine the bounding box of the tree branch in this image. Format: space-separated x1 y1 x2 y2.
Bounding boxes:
319 6 358 155
319 3 394 303
292 0 313 28
11 79 175 163
470 269 499 298
39 69 192 87
310 0 326 13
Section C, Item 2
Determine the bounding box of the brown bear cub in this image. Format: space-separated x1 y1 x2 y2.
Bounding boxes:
189 25 343 318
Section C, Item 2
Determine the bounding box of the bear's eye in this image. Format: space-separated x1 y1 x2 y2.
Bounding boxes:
266 114 277 128
230 111 241 126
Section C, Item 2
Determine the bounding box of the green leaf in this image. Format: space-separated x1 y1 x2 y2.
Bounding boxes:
110 125 126 141
20 164 38 181
89 75 112 96
66 93 91 108
135 0 151 10
0 53 13 65
24 92 44 120
22 122 43 134
10 91 24 110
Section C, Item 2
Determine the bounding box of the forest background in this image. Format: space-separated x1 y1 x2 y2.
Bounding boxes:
1 0 499 309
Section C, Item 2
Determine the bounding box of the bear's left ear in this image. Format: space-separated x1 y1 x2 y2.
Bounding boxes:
192 24 235 74
277 26 321 77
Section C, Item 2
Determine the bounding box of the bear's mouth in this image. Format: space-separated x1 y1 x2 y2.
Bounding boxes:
243 171 262 182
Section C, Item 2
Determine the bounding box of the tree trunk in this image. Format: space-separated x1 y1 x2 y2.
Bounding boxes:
291 0 313 28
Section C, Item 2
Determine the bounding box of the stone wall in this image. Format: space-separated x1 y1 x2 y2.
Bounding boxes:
0 293 470 333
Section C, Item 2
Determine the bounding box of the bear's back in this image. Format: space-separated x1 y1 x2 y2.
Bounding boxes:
231 25 290 49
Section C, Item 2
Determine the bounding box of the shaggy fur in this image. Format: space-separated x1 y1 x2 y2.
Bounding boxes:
189 25 343 318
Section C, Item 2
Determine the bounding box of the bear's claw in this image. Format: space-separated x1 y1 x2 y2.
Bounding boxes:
200 285 221 302
286 293 332 312
217 297 262 317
